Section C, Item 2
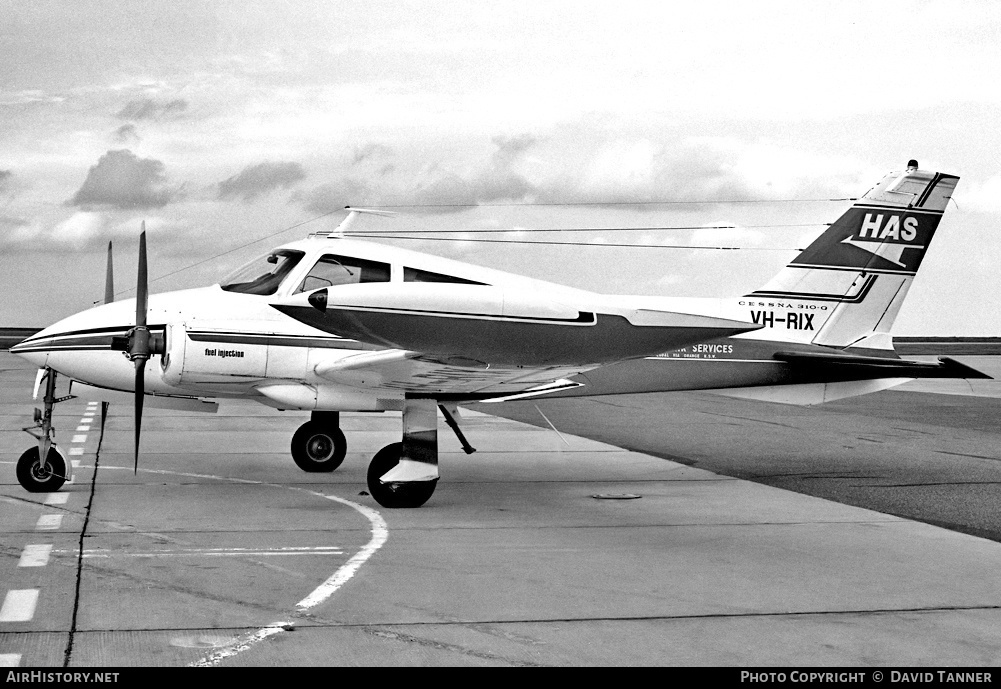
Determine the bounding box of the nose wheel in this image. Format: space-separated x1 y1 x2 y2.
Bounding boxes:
18 367 72 493
17 446 68 493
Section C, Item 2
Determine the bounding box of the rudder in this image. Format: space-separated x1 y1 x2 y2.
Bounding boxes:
745 161 959 351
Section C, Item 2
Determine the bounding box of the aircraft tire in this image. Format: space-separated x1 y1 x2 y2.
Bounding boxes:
366 442 437 508
291 422 347 472
16 446 67 493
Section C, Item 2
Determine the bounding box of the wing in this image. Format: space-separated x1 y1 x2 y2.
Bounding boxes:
313 348 592 399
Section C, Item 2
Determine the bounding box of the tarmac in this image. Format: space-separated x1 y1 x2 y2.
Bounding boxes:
2 351 1001 667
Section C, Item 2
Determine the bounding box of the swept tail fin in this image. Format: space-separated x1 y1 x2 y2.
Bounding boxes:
746 161 959 351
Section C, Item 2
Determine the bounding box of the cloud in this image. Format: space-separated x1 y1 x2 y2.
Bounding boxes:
113 124 141 145
69 150 175 209
49 211 106 248
116 98 188 121
352 143 393 165
217 161 307 202
411 135 541 210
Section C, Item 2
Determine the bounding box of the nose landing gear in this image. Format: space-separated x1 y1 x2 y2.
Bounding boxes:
17 368 72 493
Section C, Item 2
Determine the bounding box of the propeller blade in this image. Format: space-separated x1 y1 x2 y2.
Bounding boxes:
133 224 149 475
104 241 114 305
136 227 147 328
134 358 146 474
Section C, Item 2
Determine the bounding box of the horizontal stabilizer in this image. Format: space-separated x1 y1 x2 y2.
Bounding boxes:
774 351 992 380
710 378 914 406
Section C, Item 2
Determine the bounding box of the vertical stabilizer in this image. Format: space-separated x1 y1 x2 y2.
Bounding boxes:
745 161 958 351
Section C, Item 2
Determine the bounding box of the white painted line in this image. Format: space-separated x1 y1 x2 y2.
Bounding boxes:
0 590 39 623
44 493 69 506
71 435 87 443
35 514 62 530
103 467 391 668
0 654 21 667
86 402 97 407
83 412 95 417
69 448 84 456
74 546 345 558
18 544 52 568
71 460 81 468
75 425 90 431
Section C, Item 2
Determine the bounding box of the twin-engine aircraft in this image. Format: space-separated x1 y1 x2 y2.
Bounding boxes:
11 160 989 507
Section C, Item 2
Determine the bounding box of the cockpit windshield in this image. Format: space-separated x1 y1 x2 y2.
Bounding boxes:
219 249 305 295
293 254 391 293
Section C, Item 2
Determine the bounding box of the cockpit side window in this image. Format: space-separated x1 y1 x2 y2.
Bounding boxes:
403 267 487 285
294 254 391 293
220 250 305 295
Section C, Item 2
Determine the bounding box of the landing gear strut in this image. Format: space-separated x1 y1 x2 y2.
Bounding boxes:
291 411 347 472
367 397 443 509
18 368 71 493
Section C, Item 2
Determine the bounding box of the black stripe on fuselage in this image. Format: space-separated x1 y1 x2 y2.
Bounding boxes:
10 325 167 354
914 173 942 208
306 305 598 325
747 273 878 304
851 203 944 216
787 264 916 276
185 331 377 351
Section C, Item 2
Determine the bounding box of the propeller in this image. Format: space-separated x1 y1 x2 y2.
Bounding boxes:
114 225 164 474
101 241 113 438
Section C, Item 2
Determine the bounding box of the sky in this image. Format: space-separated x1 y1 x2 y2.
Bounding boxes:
1 0 999 335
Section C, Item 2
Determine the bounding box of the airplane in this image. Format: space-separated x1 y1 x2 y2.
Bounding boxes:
9 160 989 508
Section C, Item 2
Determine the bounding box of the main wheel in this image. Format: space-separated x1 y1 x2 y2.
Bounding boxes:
291 422 347 472
366 442 437 508
17 446 67 493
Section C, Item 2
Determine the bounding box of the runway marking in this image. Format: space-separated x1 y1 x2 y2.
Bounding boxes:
44 492 69 506
75 425 90 431
97 467 393 667
83 412 95 418
36 514 62 530
69 448 84 456
0 589 39 622
18 544 52 567
0 654 21 667
71 435 87 443
59 546 345 559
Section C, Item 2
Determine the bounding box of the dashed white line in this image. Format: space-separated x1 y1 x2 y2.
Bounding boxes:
71 546 345 558
83 411 95 417
69 448 84 455
44 493 69 506
71 460 81 468
0 654 21 667
75 425 90 431
18 544 52 568
71 435 87 443
35 514 62 530
0 590 39 623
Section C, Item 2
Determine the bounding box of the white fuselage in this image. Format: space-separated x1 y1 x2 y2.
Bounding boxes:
12 236 763 411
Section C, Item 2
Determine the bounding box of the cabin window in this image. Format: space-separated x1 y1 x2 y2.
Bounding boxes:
220 250 305 295
403 267 486 285
294 254 391 293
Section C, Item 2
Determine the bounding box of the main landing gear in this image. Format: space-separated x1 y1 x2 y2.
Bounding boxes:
289 399 476 509
291 411 347 472
17 368 71 493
